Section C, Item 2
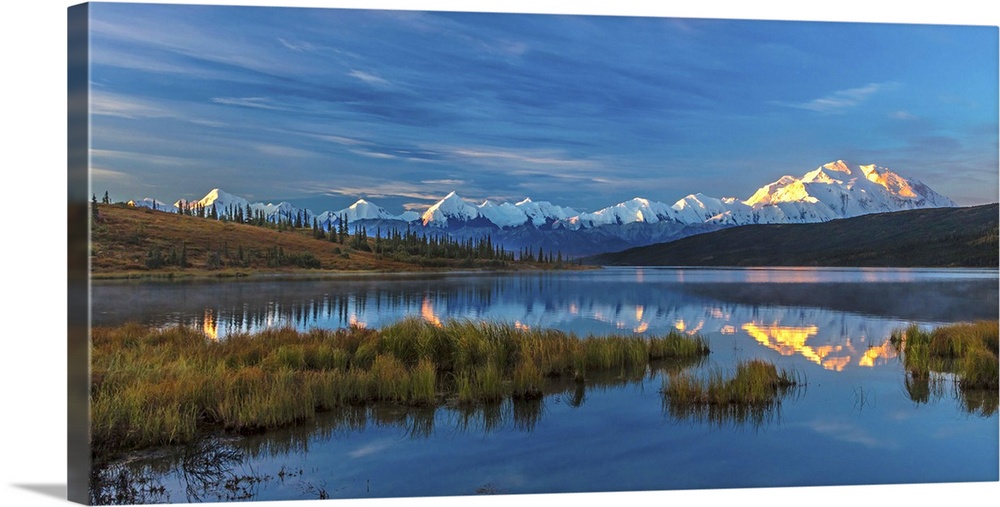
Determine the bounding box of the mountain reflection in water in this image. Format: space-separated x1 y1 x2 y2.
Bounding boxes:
93 268 996 375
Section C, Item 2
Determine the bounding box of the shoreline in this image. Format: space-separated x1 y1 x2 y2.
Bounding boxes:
89 264 600 282
89 263 997 283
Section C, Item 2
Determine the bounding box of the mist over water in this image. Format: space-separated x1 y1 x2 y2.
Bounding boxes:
93 267 997 337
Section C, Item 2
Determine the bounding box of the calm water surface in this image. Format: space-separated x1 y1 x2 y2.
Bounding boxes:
91 267 999 503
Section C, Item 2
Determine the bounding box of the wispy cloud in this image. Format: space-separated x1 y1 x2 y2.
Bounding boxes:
277 37 316 52
349 149 397 160
440 145 594 169
91 91 228 129
90 167 132 181
347 145 445 162
211 97 285 110
349 70 391 86
255 144 317 158
90 46 225 79
89 9 322 81
312 181 452 202
312 134 368 146
402 202 431 212
778 82 896 114
90 92 175 120
421 179 466 186
90 148 194 167
451 148 579 166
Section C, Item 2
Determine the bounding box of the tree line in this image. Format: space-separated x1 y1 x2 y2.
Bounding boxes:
94 190 573 270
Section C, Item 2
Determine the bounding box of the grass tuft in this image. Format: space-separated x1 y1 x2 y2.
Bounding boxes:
892 321 998 393
661 359 802 426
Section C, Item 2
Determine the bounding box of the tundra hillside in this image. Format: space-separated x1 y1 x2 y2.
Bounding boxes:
90 204 581 278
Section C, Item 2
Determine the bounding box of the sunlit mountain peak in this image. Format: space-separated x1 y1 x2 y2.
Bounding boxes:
860 164 922 199
421 191 479 226
742 160 955 214
181 187 249 212
822 160 854 174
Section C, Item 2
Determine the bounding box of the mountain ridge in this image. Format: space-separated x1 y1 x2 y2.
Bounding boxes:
127 160 960 256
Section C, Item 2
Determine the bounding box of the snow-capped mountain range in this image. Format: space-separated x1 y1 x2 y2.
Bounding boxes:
132 160 956 257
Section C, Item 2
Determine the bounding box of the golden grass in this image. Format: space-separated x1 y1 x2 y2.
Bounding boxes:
90 318 710 453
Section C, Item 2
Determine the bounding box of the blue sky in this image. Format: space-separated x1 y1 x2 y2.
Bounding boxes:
87 2 999 213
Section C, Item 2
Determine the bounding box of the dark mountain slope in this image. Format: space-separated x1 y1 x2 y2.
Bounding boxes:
585 204 998 268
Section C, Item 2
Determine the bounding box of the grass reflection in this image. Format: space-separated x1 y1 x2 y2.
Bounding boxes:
90 438 254 505
891 320 998 416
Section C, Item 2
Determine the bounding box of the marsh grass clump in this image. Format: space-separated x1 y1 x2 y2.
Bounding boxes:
91 318 711 454
649 331 710 360
663 359 800 405
892 321 998 395
661 359 801 426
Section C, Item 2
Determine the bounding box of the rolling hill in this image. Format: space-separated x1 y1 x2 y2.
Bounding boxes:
89 204 569 277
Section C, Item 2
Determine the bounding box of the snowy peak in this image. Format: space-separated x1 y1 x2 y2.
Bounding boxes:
192 188 249 212
421 192 480 226
256 201 309 221
672 193 749 224
575 197 675 227
861 164 920 200
744 175 799 207
131 197 175 212
344 198 395 220
397 210 421 222
742 160 955 213
822 160 854 174
478 200 528 228
515 198 578 226
314 198 420 225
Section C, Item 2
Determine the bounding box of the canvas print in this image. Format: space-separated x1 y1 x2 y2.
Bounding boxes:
68 1 999 505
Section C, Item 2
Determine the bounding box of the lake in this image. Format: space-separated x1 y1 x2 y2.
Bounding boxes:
90 267 999 503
